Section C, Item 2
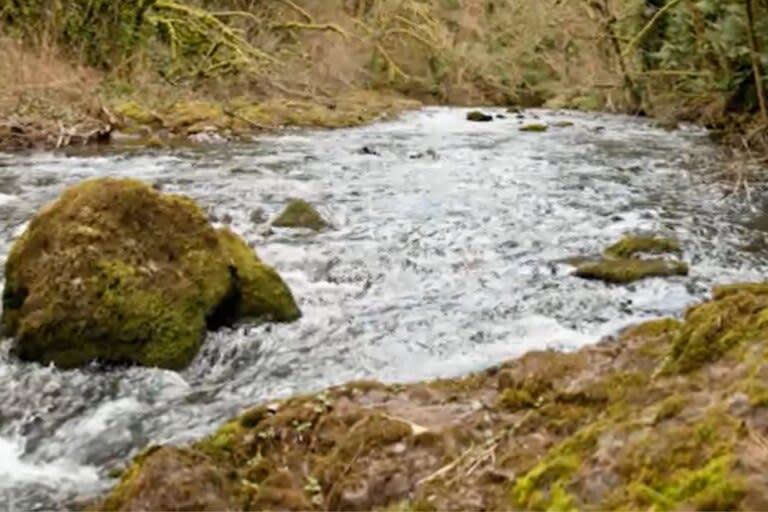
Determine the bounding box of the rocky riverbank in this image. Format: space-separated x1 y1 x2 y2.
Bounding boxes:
0 90 421 152
93 281 768 511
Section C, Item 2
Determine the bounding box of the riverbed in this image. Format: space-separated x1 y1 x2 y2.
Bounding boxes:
0 107 766 509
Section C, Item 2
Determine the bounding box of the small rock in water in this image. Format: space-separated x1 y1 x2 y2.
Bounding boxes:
250 208 267 224
358 145 380 156
519 123 548 132
551 121 575 128
495 114 507 119
466 111 494 122
409 149 438 160
273 198 328 231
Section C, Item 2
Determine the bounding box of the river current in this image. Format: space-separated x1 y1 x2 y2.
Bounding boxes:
0 107 766 509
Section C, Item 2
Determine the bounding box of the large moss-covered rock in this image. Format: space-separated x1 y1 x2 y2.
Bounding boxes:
2 178 300 370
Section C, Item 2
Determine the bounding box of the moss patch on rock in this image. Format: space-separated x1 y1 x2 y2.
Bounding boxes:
113 101 162 129
273 199 328 231
217 228 300 322
665 289 768 373
519 123 549 132
574 258 688 284
604 235 681 258
2 178 299 370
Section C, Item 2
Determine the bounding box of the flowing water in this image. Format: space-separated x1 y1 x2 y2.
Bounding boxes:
0 107 766 509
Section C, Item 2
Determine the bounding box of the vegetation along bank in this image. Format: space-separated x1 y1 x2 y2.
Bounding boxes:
0 0 766 154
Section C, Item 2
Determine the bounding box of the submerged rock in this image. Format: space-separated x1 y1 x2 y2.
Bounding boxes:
97 281 768 510
2 178 300 370
273 199 328 231
575 258 688 284
358 145 380 156
466 111 493 122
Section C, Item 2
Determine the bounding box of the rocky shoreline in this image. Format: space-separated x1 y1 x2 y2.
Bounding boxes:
0 91 421 152
90 279 768 511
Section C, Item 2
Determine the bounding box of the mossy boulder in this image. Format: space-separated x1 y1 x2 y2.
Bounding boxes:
272 199 328 231
466 110 493 122
574 259 688 284
2 178 300 370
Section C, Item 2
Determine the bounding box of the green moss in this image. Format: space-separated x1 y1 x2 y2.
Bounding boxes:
622 318 682 339
749 386 768 407
519 123 548 132
511 455 579 510
496 388 536 412
466 110 493 122
113 101 162 127
666 290 768 373
511 422 604 510
97 446 235 511
574 258 688 284
628 456 744 511
164 100 228 132
570 94 604 111
217 228 301 322
604 235 681 258
2 178 299 370
559 371 647 408
712 282 768 300
653 394 688 423
273 199 328 231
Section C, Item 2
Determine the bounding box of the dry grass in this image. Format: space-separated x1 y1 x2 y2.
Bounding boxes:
0 36 102 122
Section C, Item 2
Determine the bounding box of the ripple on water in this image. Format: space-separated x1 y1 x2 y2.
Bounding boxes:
0 107 766 508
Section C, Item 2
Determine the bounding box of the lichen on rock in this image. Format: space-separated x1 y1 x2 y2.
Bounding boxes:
2 177 300 370
272 199 328 231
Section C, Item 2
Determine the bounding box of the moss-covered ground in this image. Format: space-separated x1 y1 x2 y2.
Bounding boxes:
94 281 768 510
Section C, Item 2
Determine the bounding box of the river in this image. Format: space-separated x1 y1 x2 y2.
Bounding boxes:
0 107 766 509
